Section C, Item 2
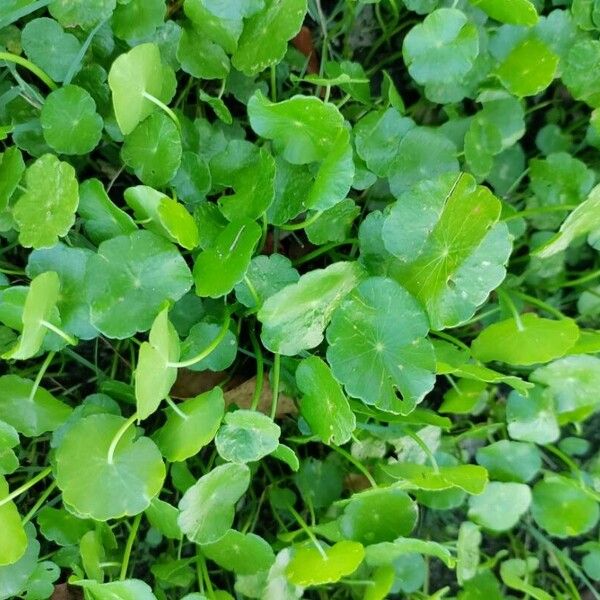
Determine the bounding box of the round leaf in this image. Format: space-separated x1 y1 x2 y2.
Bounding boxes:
215 409 280 464
468 482 531 532
506 387 560 444
340 488 418 545
326 277 435 414
13 154 79 249
382 172 512 329
153 388 225 462
475 440 541 483
41 85 103 155
180 322 237 372
55 413 165 521
0 476 27 566
49 0 116 29
531 477 599 537
471 314 579 366
178 463 251 544
85 230 192 339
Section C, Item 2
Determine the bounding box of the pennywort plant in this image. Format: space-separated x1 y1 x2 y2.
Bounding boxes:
1 0 600 599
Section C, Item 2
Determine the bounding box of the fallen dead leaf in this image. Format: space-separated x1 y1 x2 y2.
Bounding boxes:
51 584 83 600
225 375 297 419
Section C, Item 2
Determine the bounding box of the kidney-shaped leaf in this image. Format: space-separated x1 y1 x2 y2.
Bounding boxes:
326 277 435 415
108 43 171 135
286 541 365 586
296 356 355 445
248 91 345 164
153 388 225 462
75 578 158 600
215 409 280 464
0 375 71 437
55 414 165 521
0 476 27 566
178 463 251 544
258 261 365 355
233 0 307 75
201 529 275 575
384 463 488 494
469 0 538 25
194 219 262 298
468 482 531 532
86 231 192 339
471 314 579 366
13 154 79 249
382 172 512 330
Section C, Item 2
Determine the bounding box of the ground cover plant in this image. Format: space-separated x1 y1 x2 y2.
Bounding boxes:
1 0 600 598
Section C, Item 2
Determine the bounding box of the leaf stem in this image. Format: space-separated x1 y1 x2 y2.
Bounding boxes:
0 51 57 90
292 238 359 267
107 413 138 465
503 204 578 222
270 352 280 420
249 327 264 411
21 481 57 525
28 351 55 402
497 289 524 331
119 512 142 580
142 91 181 132
404 429 439 473
0 466 52 509
40 320 77 345
196 550 215 599
552 268 600 289
287 504 327 559
167 313 231 368
279 211 323 231
511 290 566 320
330 444 377 487
166 396 188 420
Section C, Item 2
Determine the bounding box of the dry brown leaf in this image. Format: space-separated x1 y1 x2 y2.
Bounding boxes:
224 375 297 419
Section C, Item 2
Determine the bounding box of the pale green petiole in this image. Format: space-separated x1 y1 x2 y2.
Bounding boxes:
142 91 181 132
107 413 139 465
0 51 58 90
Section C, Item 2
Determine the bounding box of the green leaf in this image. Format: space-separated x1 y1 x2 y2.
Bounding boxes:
0 475 27 566
178 463 251 544
0 422 19 475
382 173 510 329
135 308 179 421
13 154 79 249
468 482 531 531
234 254 299 309
296 356 355 445
108 43 172 135
232 0 307 75
563 39 600 108
495 37 558 97
27 243 96 340
176 22 230 81
172 151 211 204
21 17 81 82
248 91 345 164
0 523 39 600
180 322 237 372
201 529 275 575
153 388 224 462
86 230 192 339
3 272 62 360
384 463 488 494
124 186 198 250
0 375 71 437
532 477 599 537
457 521 481 584
500 558 552 600
469 0 538 25
403 9 479 86
286 541 365 586
112 0 166 42
0 147 25 213
534 183 600 257
193 219 261 298
326 276 435 414
306 199 359 245
258 261 365 355
526 152 594 230
471 314 579 366
365 538 455 569
49 0 116 29
41 85 103 155
530 355 600 423
506 387 560 444
78 178 137 245
210 140 275 221
55 413 165 520
75 578 158 600
475 440 541 483
387 128 459 196
339 488 417 544
215 409 280 463
37 506 93 546
122 112 182 187
145 498 182 540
